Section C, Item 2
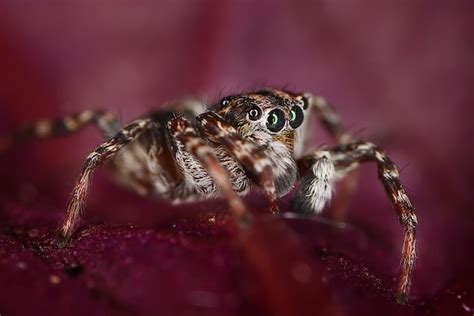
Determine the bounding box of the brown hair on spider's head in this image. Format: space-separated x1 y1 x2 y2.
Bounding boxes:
215 89 308 151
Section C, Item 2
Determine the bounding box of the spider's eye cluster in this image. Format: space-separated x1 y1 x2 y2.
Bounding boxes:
266 109 285 133
289 106 304 128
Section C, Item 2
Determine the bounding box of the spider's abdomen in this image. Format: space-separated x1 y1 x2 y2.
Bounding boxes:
108 127 179 197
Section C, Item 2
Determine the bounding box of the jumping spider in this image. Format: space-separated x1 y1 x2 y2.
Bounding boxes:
0 89 417 302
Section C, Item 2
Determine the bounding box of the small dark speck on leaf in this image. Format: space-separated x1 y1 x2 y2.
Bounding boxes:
64 263 84 277
314 247 328 258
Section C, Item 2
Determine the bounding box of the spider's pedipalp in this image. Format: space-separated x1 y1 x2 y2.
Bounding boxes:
167 115 251 226
58 118 154 245
196 111 279 212
291 151 336 214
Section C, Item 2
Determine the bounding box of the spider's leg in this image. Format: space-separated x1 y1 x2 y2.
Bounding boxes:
0 110 121 154
297 141 417 302
298 93 352 148
167 116 251 226
195 111 278 212
58 118 154 245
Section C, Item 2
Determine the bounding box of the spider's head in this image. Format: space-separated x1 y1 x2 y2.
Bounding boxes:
216 89 309 151
215 89 309 196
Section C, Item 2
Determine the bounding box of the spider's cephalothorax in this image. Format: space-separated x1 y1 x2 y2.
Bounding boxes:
0 88 418 303
214 90 308 196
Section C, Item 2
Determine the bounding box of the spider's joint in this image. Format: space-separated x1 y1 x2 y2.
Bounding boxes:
63 116 79 130
78 110 95 122
357 141 376 152
86 152 100 162
382 167 400 179
401 213 418 229
35 120 53 137
313 150 332 161
395 190 413 208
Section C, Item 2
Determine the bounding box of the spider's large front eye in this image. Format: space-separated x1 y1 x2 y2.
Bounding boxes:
289 106 304 128
266 109 285 133
248 105 262 121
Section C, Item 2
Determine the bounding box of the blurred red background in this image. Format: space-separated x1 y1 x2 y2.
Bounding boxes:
0 1 473 315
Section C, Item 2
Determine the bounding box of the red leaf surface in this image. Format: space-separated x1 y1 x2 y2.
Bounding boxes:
0 1 473 315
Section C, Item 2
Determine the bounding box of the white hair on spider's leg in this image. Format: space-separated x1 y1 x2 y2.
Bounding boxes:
292 151 336 214
310 154 336 211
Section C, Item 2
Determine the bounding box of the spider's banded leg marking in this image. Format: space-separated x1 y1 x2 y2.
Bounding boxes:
58 118 154 245
298 141 418 302
0 110 121 154
196 112 278 212
167 116 251 226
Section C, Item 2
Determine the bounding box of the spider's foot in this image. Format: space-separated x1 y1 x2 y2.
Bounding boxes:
55 233 70 249
395 292 408 305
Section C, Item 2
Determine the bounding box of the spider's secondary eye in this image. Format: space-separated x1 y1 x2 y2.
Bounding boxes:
289 106 304 128
266 109 285 133
297 96 309 110
248 106 262 121
220 97 232 107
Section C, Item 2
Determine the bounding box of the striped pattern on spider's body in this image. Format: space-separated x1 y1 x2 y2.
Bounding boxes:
0 88 418 303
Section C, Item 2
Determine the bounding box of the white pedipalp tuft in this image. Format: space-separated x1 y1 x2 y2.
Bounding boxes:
306 154 336 213
292 151 336 214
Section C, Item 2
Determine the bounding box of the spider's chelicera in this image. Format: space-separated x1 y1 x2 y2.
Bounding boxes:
0 88 418 303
